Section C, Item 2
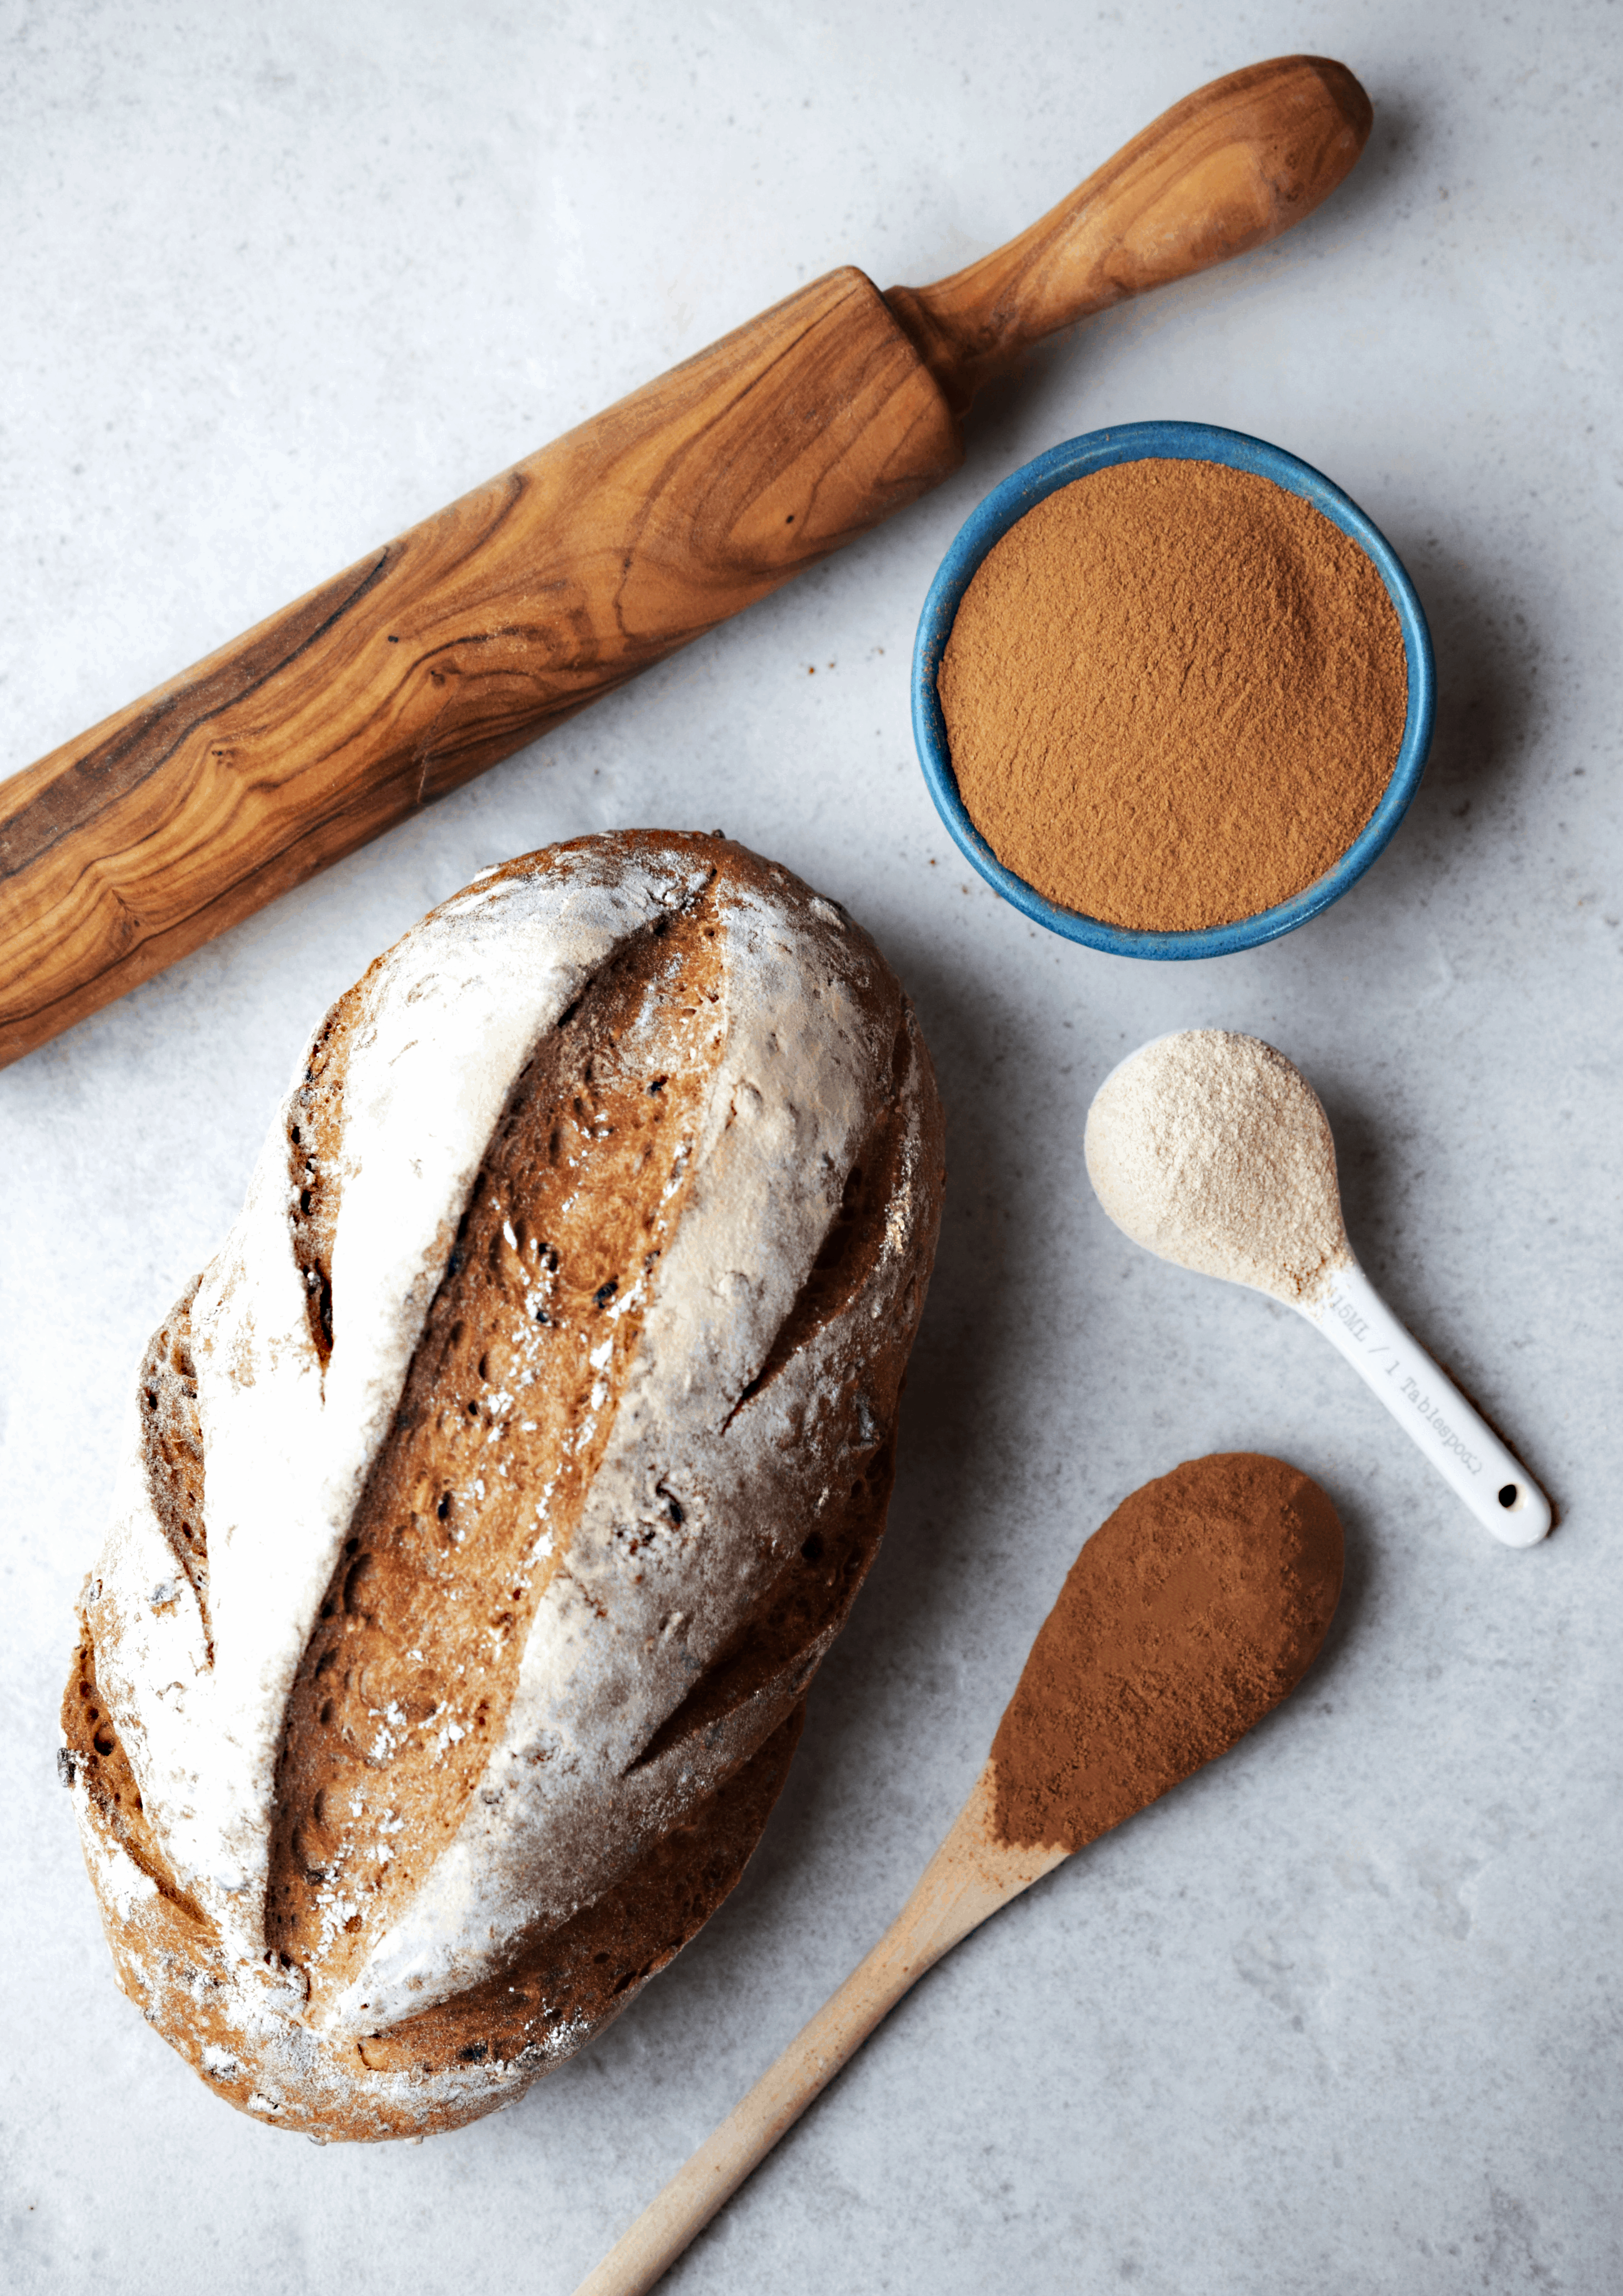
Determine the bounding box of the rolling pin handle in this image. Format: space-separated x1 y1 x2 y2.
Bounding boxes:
886 54 1371 417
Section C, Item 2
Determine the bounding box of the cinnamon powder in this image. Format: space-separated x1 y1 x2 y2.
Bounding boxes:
938 460 1409 931
992 1454 1342 1852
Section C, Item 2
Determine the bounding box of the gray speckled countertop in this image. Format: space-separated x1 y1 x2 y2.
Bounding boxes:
4 4 1619 2290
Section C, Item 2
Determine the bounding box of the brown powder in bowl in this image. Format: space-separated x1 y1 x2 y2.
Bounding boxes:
937 459 1409 932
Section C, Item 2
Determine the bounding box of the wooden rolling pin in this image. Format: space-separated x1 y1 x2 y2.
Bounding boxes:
0 56 1370 1068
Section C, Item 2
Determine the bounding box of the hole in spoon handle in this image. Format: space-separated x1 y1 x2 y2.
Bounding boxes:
1303 1264 1551 1547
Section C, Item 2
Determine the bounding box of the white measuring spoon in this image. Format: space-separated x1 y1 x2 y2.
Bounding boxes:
1084 1031 1550 1547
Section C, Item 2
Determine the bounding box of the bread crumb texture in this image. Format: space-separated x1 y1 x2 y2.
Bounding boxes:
63 832 945 2140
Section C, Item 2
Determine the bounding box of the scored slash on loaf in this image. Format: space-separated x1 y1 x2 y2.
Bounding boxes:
61 832 946 2141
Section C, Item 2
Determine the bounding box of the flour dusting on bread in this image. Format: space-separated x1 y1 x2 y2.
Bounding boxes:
64 832 945 2140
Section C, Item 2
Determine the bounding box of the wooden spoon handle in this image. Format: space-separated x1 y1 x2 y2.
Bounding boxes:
572 1768 1066 2296
885 55 1371 411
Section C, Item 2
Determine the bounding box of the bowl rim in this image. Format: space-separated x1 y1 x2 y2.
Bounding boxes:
910 420 1437 959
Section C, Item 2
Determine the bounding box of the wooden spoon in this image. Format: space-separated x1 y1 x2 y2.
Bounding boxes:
0 57 1370 1069
573 1453 1344 2296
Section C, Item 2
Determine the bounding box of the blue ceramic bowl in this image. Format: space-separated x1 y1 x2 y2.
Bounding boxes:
911 421 1435 958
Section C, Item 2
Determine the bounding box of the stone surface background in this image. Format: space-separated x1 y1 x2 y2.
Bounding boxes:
3 4 1618 2289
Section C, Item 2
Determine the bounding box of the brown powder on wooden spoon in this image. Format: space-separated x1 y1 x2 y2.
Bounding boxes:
574 1451 1344 2290
993 1451 1344 1849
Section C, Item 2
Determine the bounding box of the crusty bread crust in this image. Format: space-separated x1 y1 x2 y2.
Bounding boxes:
65 832 945 2140
64 1645 803 2141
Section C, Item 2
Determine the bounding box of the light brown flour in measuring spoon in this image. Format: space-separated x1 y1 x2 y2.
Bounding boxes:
1083 1031 1550 1547
1084 1030 1350 1304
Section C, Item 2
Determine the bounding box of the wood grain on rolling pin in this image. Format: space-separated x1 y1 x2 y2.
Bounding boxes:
0 271 958 1066
0 56 1370 1071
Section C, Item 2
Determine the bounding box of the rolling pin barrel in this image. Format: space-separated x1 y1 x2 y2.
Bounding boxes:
0 56 1369 1069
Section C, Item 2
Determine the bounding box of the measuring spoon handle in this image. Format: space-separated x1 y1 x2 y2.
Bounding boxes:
1301 1264 1550 1546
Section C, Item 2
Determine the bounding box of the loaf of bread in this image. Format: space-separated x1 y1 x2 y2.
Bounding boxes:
62 831 945 2141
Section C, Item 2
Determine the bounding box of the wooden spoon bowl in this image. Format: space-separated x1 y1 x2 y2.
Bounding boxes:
574 1452 1344 2296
